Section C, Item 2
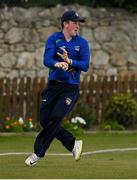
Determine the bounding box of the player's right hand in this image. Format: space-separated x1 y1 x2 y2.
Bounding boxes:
57 48 72 65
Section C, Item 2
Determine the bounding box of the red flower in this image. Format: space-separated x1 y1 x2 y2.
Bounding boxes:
28 118 33 122
6 116 10 121
5 125 10 129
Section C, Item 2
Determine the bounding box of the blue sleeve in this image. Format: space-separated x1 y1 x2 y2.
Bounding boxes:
43 35 58 68
71 39 90 72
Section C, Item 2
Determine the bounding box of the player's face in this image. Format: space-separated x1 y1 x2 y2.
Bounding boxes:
64 21 80 37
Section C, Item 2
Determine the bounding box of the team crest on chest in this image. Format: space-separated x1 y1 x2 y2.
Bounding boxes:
66 97 72 105
75 46 80 51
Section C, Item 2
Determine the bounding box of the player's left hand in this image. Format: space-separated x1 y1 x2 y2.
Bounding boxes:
54 62 68 71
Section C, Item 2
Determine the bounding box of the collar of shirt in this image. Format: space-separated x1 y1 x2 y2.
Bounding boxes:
59 31 78 41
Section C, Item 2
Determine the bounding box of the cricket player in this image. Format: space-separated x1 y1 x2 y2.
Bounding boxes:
25 10 90 166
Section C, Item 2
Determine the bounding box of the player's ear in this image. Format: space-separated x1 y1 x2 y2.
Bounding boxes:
63 21 69 28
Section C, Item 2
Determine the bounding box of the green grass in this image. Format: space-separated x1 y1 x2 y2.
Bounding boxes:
0 132 137 178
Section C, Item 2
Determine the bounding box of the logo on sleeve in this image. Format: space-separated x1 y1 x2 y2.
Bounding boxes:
56 39 62 44
66 98 72 105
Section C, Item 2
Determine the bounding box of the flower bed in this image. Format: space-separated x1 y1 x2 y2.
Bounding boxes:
0 117 34 132
63 116 86 134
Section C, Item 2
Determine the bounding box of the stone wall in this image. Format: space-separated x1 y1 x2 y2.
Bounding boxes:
0 4 137 78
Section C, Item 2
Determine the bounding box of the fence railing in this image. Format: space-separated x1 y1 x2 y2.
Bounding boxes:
0 77 46 123
0 75 137 123
80 75 137 123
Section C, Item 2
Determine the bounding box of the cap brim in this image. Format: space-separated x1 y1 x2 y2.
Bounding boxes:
72 17 86 23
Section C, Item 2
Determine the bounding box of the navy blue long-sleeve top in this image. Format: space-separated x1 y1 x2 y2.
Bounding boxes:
43 32 90 84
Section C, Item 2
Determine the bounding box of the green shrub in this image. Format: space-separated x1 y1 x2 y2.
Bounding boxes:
102 118 125 131
63 118 84 135
103 93 137 130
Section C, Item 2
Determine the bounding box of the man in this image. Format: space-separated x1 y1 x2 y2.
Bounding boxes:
25 10 90 166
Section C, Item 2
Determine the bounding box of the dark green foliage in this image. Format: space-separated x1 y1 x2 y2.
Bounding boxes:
0 0 137 12
102 118 125 131
0 0 61 8
24 0 61 8
103 93 137 130
0 0 25 7
62 120 84 135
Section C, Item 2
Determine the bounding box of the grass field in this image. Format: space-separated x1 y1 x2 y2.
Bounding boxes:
0 131 137 179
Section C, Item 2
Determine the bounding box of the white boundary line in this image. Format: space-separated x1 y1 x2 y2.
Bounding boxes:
1 147 137 156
